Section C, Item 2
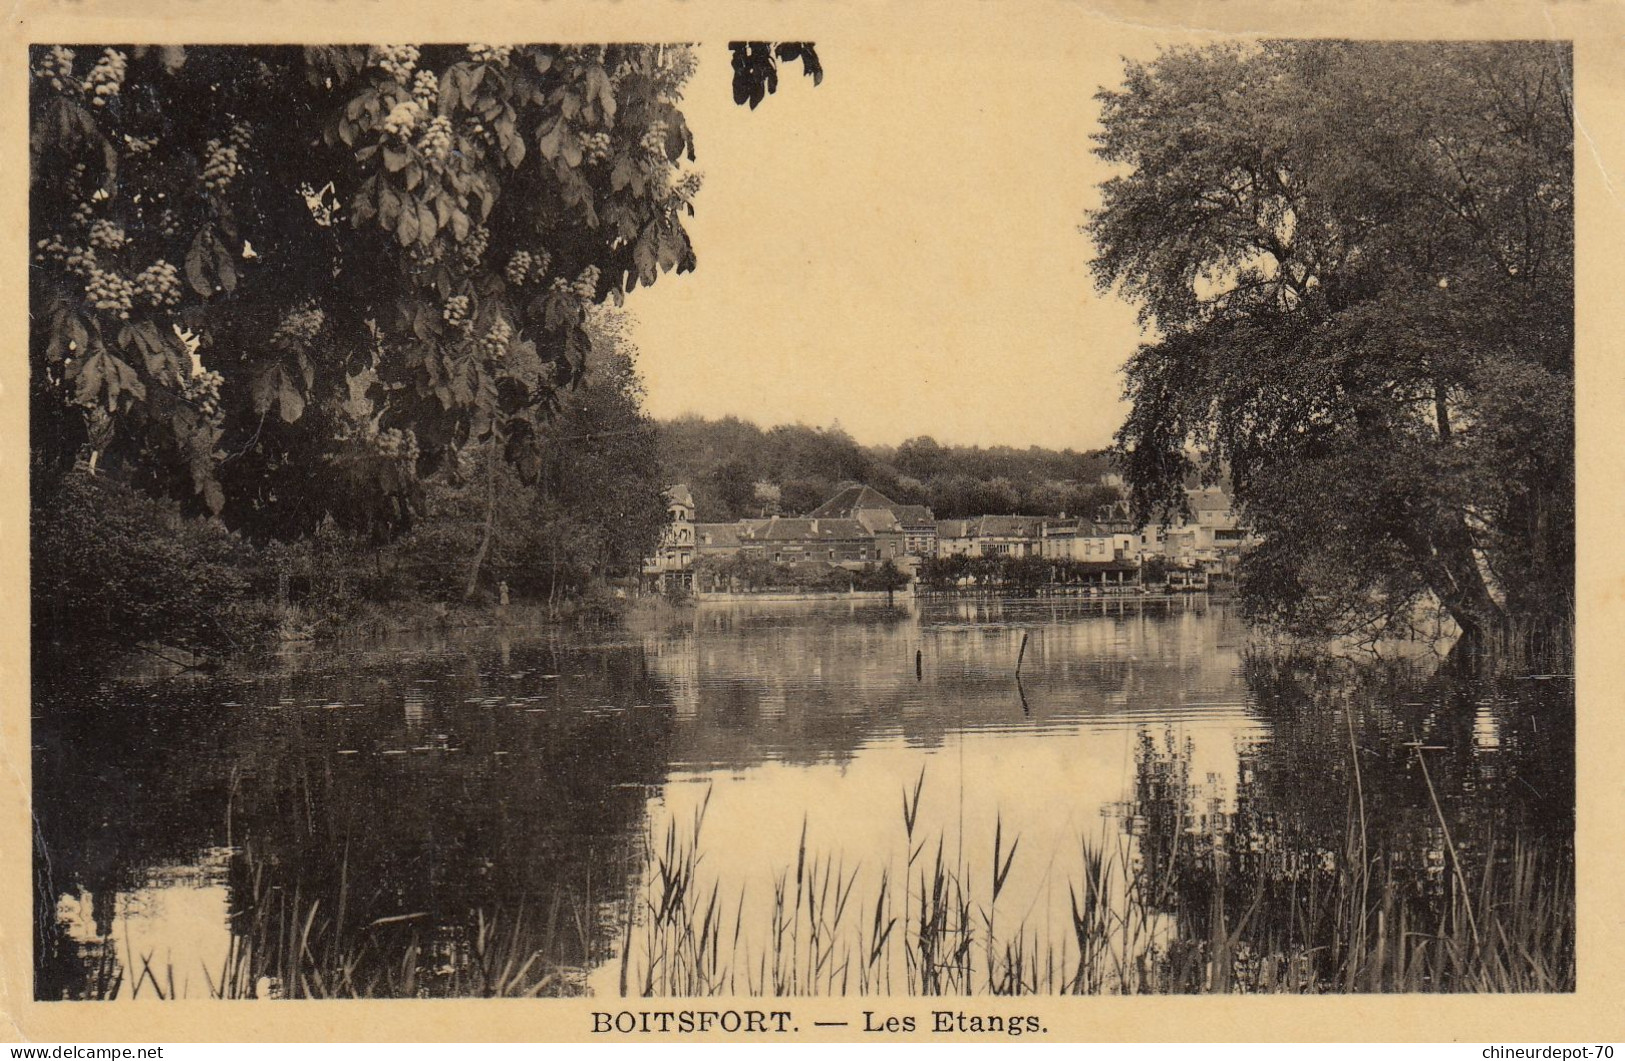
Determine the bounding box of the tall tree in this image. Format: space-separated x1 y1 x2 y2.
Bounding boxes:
398 309 667 602
1089 41 1573 643
30 44 703 538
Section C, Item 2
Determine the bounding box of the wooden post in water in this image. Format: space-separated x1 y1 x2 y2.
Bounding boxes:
1015 631 1030 677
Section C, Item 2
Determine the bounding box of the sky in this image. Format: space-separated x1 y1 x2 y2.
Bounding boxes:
624 35 1162 452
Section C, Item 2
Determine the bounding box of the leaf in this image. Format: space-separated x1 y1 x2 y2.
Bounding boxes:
384 146 410 172
657 223 679 271
536 119 562 161
215 246 238 292
251 364 279 416
587 64 617 123
46 303 88 363
470 370 499 439
438 67 462 115
563 325 592 375
73 351 109 407
633 229 658 286
133 322 172 376
252 363 306 422
185 230 214 297
450 356 476 405
417 200 438 248
397 201 420 246
378 183 401 229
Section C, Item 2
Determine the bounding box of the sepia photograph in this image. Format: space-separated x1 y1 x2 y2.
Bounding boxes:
6 0 1622 1045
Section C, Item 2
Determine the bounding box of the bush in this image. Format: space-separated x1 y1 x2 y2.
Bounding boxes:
32 472 279 657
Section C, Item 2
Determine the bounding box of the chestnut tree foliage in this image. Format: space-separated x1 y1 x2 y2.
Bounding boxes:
1090 41 1573 643
30 44 705 540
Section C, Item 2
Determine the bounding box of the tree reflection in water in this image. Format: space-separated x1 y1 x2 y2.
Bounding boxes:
34 606 1574 998
1121 653 1574 992
34 637 673 998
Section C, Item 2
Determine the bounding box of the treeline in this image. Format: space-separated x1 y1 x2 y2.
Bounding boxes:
657 415 1120 522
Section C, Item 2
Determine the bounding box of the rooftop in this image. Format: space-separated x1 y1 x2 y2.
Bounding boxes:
742 517 874 541
807 483 936 524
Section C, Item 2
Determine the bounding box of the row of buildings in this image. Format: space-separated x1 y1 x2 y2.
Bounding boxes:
644 482 1253 593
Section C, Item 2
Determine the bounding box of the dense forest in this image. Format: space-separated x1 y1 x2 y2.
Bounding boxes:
656 414 1119 521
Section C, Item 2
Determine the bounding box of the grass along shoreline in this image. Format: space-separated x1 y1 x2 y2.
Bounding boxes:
617 771 1572 996
53 757 1571 999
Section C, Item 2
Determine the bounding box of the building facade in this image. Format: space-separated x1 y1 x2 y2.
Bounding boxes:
642 484 697 591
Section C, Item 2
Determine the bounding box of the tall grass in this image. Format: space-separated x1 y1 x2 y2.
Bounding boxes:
192 842 586 999
57 747 1570 1000
616 770 1573 996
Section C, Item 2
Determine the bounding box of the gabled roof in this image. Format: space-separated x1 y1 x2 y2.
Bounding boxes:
807 484 894 517
807 484 935 524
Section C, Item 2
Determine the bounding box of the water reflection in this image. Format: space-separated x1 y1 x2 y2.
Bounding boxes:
32 598 1572 998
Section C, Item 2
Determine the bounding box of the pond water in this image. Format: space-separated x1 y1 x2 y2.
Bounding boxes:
32 597 1574 998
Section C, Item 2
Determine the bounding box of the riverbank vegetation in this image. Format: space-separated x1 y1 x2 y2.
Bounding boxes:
31 316 667 665
619 773 1571 996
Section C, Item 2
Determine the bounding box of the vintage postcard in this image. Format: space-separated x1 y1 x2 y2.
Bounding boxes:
3 0 1623 1045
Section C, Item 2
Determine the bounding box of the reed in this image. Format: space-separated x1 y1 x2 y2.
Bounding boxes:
62 752 1570 999
617 773 1573 997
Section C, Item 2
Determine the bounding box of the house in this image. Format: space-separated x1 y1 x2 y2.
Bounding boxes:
935 515 1046 558
694 521 744 559
737 516 905 567
1040 519 1122 563
1093 486 1250 571
642 484 697 591
935 519 977 558
807 483 938 557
